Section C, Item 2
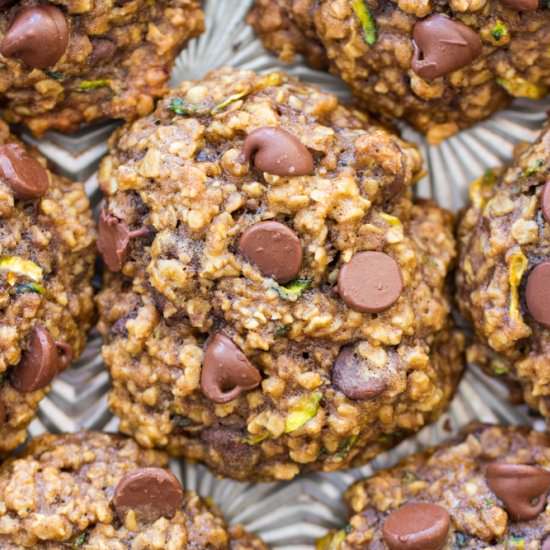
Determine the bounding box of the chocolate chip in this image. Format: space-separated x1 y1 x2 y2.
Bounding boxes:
97 209 149 272
383 503 450 550
242 127 314 176
486 463 550 520
113 467 183 523
200 333 261 403
89 38 116 65
0 143 49 200
411 14 482 80
0 400 5 425
0 5 69 69
337 251 403 313
541 181 550 223
525 262 550 327
201 427 260 477
239 220 302 283
501 0 539 9
332 346 386 400
10 325 60 392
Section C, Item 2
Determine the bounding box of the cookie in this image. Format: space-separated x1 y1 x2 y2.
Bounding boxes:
96 67 464 481
0 120 95 454
320 425 550 549
0 432 267 549
247 0 550 143
0 0 204 135
457 123 550 423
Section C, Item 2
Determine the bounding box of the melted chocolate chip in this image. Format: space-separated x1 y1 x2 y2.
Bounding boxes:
0 143 49 200
501 0 539 9
242 127 314 176
0 5 69 69
411 14 482 80
525 262 550 327
200 333 261 403
201 426 260 477
337 251 403 313
97 209 149 272
332 346 387 400
113 468 184 523
382 502 450 550
10 325 60 392
239 220 302 283
486 463 550 520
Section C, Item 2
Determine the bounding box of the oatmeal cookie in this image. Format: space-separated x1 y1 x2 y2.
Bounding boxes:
320 424 550 549
247 0 550 143
0 120 95 454
0 0 204 136
96 67 464 481
456 123 550 422
0 432 267 549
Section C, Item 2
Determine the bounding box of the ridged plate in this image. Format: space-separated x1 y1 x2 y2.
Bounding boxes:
16 0 550 547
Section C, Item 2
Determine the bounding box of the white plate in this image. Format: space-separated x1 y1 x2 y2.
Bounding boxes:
19 0 550 547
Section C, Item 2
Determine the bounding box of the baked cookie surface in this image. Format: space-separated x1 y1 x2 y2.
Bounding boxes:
457 123 550 423
247 0 550 143
0 120 95 454
97 67 464 481
0 0 204 135
320 425 550 549
0 431 267 549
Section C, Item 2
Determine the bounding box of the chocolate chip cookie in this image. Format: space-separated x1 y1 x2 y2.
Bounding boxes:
0 432 267 549
456 123 550 423
320 425 550 549
96 67 464 481
247 0 550 144
0 0 204 136
0 120 95 454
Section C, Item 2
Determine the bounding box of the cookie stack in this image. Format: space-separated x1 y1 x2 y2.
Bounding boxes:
1 0 550 548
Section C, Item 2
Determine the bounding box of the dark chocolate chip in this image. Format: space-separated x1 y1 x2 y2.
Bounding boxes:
332 346 386 400
113 467 183 523
242 127 314 176
10 325 60 392
0 143 49 199
239 220 302 283
541 181 550 223
525 261 550 327
97 209 149 272
200 333 261 403
0 5 69 69
485 463 550 520
382 502 450 550
337 251 403 313
501 0 539 9
0 400 5 425
411 14 482 80
89 38 116 65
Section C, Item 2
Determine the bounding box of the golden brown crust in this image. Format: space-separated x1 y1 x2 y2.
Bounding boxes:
97 67 463 481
